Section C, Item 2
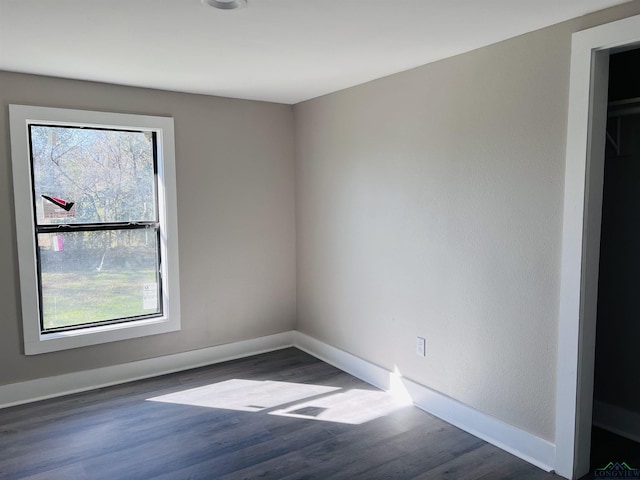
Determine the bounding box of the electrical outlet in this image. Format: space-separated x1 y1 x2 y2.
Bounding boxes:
416 336 426 357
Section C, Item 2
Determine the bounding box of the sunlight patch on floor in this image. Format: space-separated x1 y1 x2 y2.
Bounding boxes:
269 387 404 424
147 379 338 412
147 379 406 424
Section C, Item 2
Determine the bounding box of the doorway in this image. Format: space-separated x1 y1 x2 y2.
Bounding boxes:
556 13 640 480
587 47 640 479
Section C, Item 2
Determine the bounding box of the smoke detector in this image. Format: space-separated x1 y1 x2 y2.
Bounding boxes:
203 0 247 9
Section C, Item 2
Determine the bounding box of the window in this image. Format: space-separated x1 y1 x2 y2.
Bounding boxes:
10 105 181 354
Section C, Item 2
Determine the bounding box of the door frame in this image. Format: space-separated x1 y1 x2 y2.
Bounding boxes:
556 13 640 480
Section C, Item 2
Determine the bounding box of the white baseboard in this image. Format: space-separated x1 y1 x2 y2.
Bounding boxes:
593 399 640 443
294 331 556 473
0 331 294 409
1 329 556 474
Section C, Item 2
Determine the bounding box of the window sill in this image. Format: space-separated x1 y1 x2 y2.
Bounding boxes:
25 315 180 355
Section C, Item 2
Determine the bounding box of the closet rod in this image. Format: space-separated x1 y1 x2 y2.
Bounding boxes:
608 97 640 117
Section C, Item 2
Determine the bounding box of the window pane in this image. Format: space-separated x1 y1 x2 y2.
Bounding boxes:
38 229 161 331
30 125 156 225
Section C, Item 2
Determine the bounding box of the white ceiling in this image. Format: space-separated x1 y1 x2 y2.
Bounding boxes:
0 0 632 104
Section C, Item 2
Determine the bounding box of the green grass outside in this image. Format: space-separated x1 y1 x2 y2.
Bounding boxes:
41 269 159 329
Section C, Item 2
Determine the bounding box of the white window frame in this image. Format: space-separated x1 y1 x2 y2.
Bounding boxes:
9 105 181 355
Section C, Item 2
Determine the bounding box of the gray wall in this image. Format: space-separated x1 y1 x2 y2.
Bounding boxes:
294 1 640 442
0 72 296 386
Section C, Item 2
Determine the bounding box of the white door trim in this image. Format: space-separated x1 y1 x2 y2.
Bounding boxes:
556 14 640 480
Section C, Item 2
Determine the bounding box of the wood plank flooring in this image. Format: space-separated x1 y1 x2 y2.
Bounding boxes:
0 348 559 479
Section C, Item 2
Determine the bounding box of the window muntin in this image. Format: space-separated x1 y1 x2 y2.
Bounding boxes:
9 105 181 355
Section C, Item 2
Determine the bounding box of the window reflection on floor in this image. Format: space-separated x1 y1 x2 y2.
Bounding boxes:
147 379 405 425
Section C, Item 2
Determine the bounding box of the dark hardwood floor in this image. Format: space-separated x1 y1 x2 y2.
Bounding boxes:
0 348 559 479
